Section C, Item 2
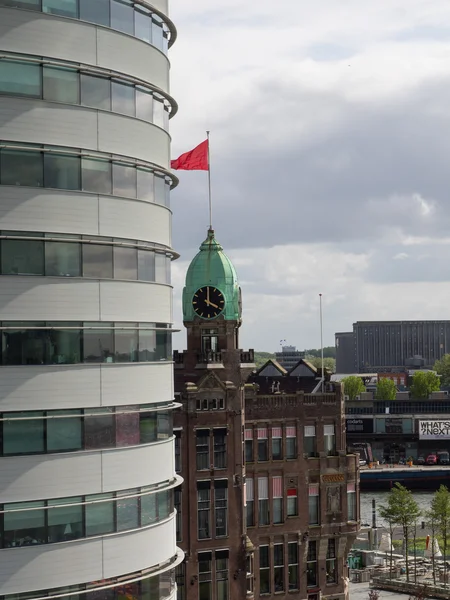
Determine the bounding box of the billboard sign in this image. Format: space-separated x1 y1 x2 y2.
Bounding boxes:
346 418 373 434
419 420 450 440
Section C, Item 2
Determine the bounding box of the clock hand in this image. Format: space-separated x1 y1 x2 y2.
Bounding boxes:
207 287 210 304
207 301 219 309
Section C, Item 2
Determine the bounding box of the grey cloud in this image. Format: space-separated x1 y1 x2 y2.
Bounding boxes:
172 75 450 255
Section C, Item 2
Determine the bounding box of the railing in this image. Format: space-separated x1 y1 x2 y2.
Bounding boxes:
197 351 222 364
240 349 255 363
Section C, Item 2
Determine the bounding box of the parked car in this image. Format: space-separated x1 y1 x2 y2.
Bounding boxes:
437 451 450 465
416 455 425 465
426 453 438 465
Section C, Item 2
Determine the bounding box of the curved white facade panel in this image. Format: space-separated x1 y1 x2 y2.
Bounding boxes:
0 362 174 411
0 99 170 166
0 9 170 92
0 187 172 246
0 277 172 322
0 440 176 502
0 518 177 594
0 0 179 596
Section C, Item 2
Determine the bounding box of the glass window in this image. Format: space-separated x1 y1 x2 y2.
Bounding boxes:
288 542 299 591
3 501 46 548
47 497 83 543
42 0 78 19
0 0 40 9
43 66 79 104
3 412 45 455
1 148 43 187
152 19 164 51
44 152 80 190
82 242 113 278
45 239 81 277
111 0 134 35
157 411 172 439
153 98 164 128
258 477 269 526
135 8 152 43
117 489 139 531
308 489 319 525
81 157 111 194
196 430 209 470
213 429 227 469
112 163 137 197
136 88 153 121
273 498 283 524
114 322 138 362
259 546 270 594
164 181 170 208
258 439 268 462
140 412 157 443
157 489 171 520
163 106 170 131
245 439 253 462
274 544 284 592
85 493 114 536
137 168 154 202
326 539 337 584
80 74 111 110
0 60 41 97
79 0 110 26
214 485 227 537
156 328 171 360
216 553 228 600
155 253 167 283
138 325 156 361
272 429 282 460
113 245 137 279
84 408 115 449
116 407 140 446
304 425 316 457
287 490 298 517
83 323 114 363
138 250 155 281
1 323 47 366
1 238 44 275
111 81 135 117
154 175 165 205
141 491 157 525
47 409 82 452
197 488 211 540
286 427 297 459
46 323 82 364
198 553 212 600
307 541 318 587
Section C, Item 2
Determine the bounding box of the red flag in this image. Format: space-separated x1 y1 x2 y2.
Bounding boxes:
171 139 208 171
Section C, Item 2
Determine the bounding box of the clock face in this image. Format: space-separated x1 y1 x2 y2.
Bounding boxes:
192 286 225 319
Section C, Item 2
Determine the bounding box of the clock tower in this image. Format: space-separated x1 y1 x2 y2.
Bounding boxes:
173 228 255 600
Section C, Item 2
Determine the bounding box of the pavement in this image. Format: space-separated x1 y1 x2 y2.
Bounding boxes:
350 581 411 599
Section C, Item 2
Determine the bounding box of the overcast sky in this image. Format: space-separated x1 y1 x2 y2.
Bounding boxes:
168 0 450 352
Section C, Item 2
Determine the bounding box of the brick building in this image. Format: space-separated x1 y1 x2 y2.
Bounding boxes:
173 229 360 600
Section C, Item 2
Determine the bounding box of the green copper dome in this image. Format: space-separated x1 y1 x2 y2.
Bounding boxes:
182 228 241 322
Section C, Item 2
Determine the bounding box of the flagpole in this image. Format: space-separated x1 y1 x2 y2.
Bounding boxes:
206 130 212 230
319 293 324 393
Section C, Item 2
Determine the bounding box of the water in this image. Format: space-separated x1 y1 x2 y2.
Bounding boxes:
361 491 433 527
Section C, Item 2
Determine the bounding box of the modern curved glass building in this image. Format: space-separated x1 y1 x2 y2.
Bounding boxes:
0 1 181 599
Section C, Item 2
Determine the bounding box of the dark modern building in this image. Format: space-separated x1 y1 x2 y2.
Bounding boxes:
336 321 450 373
335 332 355 373
275 345 305 370
346 391 450 462
173 229 360 600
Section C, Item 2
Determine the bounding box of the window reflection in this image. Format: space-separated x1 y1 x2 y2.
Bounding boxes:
111 81 135 116
80 74 111 111
0 405 173 456
0 322 172 366
0 60 40 97
82 242 113 278
79 0 110 26
43 0 78 19
111 0 134 35
0 144 172 201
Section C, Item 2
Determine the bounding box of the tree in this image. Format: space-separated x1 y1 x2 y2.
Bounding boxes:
254 352 275 368
378 503 397 579
429 485 450 586
410 371 441 399
434 354 450 388
305 356 336 372
425 505 439 585
378 483 421 582
375 378 397 400
342 376 366 400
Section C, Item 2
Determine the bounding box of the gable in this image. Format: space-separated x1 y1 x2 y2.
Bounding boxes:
256 359 287 377
289 361 317 377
